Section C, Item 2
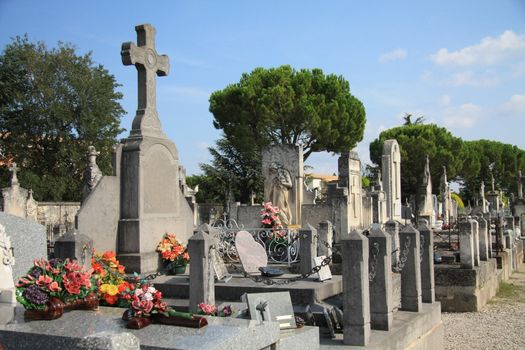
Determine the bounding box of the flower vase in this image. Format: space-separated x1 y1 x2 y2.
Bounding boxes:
63 292 99 311
24 297 65 320
171 265 187 275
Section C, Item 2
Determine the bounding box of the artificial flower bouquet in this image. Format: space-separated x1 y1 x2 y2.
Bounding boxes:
91 250 134 307
122 274 207 330
197 303 233 317
260 202 286 240
156 233 190 268
16 258 98 320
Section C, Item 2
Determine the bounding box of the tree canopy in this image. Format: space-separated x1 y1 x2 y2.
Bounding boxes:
209 65 366 160
369 123 525 205
0 35 124 201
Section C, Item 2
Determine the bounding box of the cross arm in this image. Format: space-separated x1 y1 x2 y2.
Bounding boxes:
121 41 143 66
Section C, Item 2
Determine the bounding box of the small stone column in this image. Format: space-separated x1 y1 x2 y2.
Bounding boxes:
459 220 475 269
342 230 370 346
385 220 399 269
478 217 489 261
318 221 333 258
399 225 422 312
472 219 480 267
418 223 435 303
368 225 393 330
188 230 215 313
299 224 317 275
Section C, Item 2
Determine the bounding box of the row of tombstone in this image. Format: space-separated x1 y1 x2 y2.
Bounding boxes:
341 223 434 346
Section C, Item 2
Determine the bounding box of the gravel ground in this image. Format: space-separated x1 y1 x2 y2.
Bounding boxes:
442 265 525 350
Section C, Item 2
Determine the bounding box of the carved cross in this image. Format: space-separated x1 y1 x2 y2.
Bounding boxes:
121 24 169 135
9 162 19 186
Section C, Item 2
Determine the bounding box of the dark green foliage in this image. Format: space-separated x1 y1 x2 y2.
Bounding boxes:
459 140 525 202
369 123 525 205
188 139 264 205
209 65 366 160
205 65 365 204
369 124 464 201
0 36 124 201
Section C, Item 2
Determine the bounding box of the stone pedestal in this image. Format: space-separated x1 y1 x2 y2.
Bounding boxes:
342 230 370 346
399 225 422 312
368 225 392 330
385 220 399 269
472 220 480 267
459 220 475 269
418 224 435 303
188 229 214 313
317 221 333 258
478 218 489 261
299 224 317 275
117 24 194 274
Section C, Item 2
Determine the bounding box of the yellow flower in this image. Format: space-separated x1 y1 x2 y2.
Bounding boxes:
100 283 119 296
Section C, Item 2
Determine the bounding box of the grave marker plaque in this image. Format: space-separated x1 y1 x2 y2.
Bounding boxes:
245 292 297 329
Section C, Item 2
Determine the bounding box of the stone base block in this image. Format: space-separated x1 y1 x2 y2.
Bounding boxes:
0 306 281 350
343 323 371 346
435 258 501 312
320 302 443 350
274 326 319 350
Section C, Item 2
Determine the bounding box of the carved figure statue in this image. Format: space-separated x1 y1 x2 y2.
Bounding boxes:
268 162 293 226
0 223 16 304
82 146 103 201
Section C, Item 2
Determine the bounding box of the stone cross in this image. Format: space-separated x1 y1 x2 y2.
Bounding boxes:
9 162 18 187
121 24 169 136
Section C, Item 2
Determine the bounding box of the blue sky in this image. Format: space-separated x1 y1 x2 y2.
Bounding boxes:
1 1 524 175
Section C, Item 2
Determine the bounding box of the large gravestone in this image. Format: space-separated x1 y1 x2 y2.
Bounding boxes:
382 140 402 222
262 144 303 226
338 151 363 230
116 24 194 274
0 212 47 283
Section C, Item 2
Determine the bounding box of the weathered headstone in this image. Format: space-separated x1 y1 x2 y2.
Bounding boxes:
0 224 15 304
117 24 194 274
368 225 392 330
2 163 29 219
418 223 435 303
299 224 317 275
399 225 422 312
0 212 46 283
385 219 399 269
342 230 370 346
54 231 93 268
245 291 296 329
338 151 363 230
459 220 475 269
317 220 333 257
188 230 215 313
418 156 434 222
262 144 304 226
235 230 267 274
382 140 402 222
477 217 489 261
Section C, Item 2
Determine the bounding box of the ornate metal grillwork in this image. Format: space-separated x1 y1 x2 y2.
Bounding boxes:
211 216 300 265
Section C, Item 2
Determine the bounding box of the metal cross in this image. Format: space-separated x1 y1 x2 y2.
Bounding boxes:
121 24 169 136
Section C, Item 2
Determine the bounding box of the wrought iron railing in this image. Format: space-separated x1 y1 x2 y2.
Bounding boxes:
211 216 300 266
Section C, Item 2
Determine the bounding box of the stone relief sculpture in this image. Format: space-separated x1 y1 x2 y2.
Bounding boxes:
268 162 293 226
82 145 103 202
0 223 16 304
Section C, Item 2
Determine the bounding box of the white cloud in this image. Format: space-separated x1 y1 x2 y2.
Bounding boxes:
420 70 432 81
430 30 525 66
378 48 407 63
502 94 525 115
448 71 500 88
443 103 483 129
441 95 451 106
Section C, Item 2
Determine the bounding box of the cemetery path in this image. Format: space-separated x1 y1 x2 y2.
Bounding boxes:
442 265 525 350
